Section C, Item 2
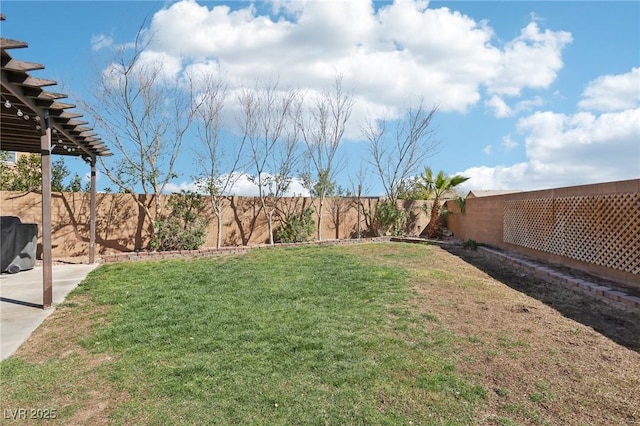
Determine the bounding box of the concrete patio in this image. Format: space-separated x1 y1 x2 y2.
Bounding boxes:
0 264 99 361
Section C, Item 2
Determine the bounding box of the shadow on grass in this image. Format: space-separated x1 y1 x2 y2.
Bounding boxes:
442 244 640 353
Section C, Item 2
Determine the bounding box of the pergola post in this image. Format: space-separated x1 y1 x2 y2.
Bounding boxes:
89 155 97 264
40 110 53 309
2 25 111 310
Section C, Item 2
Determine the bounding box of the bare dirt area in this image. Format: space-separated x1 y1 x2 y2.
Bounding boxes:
6 295 127 425
414 243 640 425
443 244 640 352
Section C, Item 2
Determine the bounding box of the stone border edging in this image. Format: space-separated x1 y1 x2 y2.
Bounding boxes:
479 246 640 311
100 237 392 263
389 236 640 311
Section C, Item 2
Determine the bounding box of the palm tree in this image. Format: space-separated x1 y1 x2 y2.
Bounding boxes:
419 167 469 239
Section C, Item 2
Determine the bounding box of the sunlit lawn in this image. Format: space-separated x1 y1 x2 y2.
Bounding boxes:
1 244 486 424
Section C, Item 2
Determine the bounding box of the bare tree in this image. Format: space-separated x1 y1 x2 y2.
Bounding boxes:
193 75 245 249
84 27 202 241
300 75 354 240
349 166 372 239
363 101 439 204
238 81 303 245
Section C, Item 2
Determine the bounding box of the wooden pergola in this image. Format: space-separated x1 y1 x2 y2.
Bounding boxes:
1 15 111 308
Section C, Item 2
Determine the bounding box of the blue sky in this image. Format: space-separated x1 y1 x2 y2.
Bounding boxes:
1 0 639 196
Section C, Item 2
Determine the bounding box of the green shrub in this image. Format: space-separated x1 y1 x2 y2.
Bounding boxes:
462 239 479 250
150 191 209 251
374 201 405 236
275 207 315 243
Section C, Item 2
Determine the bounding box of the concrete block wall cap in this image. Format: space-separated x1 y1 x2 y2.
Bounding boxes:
575 281 593 290
605 290 628 300
626 296 640 304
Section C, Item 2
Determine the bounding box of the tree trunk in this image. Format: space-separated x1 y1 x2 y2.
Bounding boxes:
317 198 324 240
356 199 361 239
426 197 441 239
212 200 222 249
216 214 222 249
267 211 274 245
130 193 156 248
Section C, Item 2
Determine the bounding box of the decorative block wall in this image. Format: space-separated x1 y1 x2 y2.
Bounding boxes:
0 191 430 257
504 192 640 275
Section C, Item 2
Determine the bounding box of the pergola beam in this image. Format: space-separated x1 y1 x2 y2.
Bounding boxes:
52 123 94 159
0 38 28 49
1 58 44 72
1 69 46 136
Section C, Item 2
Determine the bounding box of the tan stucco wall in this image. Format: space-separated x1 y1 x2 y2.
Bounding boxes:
0 191 430 257
445 179 640 287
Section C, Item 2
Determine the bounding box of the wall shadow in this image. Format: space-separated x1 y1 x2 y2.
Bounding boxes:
442 244 640 353
53 192 144 255
229 196 262 246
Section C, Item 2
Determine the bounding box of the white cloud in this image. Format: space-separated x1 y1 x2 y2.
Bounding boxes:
282 178 311 197
102 0 596 194
134 0 571 123
91 34 113 51
485 95 544 118
460 108 640 191
458 163 529 193
578 67 640 112
81 170 102 186
483 145 492 155
164 181 200 194
485 95 511 118
514 96 544 113
269 0 309 18
486 22 572 97
137 50 183 82
165 173 311 197
101 49 183 89
502 135 518 151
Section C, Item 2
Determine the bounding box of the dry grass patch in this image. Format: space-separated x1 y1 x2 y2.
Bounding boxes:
2 295 128 424
345 243 640 425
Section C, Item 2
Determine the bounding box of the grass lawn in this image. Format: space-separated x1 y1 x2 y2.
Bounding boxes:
1 243 639 425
